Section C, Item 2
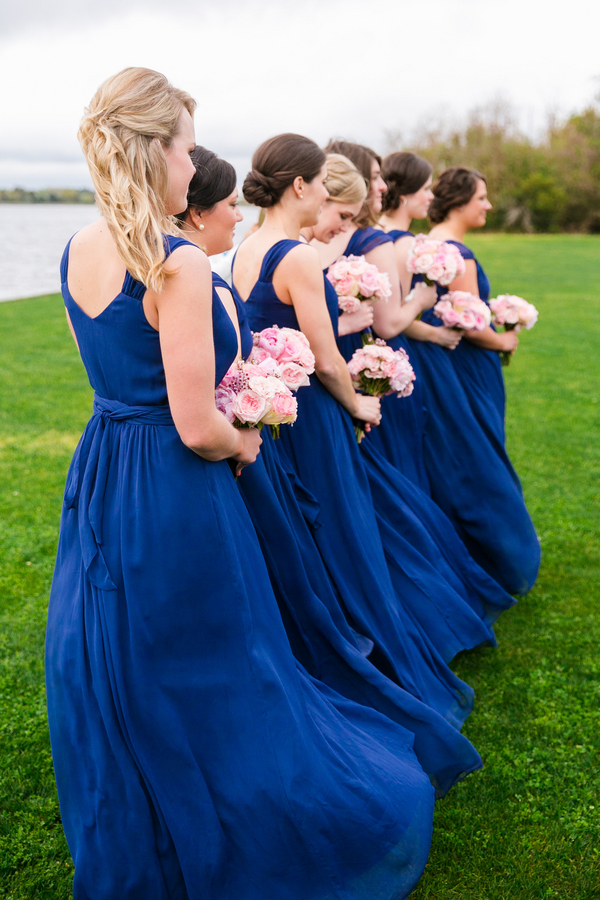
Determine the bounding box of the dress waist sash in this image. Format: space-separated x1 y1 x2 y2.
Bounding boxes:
64 395 175 592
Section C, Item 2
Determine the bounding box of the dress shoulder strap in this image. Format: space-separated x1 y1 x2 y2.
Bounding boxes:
163 234 198 257
259 239 303 283
60 236 75 285
448 240 475 261
387 229 414 242
345 227 394 257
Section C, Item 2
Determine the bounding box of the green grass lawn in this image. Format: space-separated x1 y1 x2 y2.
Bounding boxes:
1 235 599 898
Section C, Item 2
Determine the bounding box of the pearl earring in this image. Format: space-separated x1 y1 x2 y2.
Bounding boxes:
402 199 408 206
198 223 205 231
299 194 304 199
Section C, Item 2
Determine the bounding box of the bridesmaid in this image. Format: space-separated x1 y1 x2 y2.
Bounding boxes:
427 167 518 446
305 150 515 644
178 145 486 796
376 151 462 482
233 132 495 725
381 157 540 594
46 69 438 899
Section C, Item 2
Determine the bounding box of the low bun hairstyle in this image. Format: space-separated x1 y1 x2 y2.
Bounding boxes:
381 152 433 213
429 166 486 224
324 154 367 205
176 146 237 224
78 67 195 292
243 134 325 208
324 139 382 227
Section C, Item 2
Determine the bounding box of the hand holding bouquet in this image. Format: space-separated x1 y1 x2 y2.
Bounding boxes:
489 294 538 365
327 254 392 314
347 336 416 442
406 234 466 286
434 291 491 332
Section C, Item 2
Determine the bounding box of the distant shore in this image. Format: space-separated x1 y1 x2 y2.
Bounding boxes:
0 189 95 204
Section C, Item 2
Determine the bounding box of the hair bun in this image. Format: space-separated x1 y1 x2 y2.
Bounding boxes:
242 169 279 208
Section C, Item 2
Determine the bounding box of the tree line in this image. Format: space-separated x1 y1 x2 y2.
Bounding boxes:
387 98 600 233
0 188 95 204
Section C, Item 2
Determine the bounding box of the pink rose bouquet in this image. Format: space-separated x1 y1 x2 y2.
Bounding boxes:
406 234 466 286
250 325 315 381
434 291 491 332
489 294 538 365
327 254 392 314
347 336 416 442
215 359 298 440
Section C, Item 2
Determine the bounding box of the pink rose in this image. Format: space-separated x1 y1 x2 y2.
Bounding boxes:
339 294 362 314
279 334 306 363
297 345 316 372
247 374 283 400
279 362 311 390
215 386 237 423
262 390 298 425
335 273 360 297
357 267 379 298
233 389 267 424
249 346 270 365
258 327 286 359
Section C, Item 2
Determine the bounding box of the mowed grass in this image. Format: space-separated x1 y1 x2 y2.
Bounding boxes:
0 235 599 898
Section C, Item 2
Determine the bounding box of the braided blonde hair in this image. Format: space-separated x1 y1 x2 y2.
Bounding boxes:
78 67 196 292
325 153 368 205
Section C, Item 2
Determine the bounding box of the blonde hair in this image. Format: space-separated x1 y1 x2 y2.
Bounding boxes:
78 67 196 292
325 154 367 206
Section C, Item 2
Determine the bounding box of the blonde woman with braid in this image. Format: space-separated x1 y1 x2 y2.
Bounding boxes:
46 69 443 900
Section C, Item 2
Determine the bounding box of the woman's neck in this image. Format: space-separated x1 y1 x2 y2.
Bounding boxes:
428 216 468 243
262 206 302 240
379 207 412 233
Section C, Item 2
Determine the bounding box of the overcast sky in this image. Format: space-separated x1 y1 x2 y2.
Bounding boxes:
1 0 599 189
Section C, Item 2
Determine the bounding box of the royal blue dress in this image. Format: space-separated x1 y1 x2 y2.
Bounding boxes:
224 272 483 796
46 235 438 900
241 239 494 731
331 229 515 638
338 227 430 492
406 242 541 595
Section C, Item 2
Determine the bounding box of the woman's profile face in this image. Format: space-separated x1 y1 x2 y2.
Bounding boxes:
405 175 433 221
299 163 330 228
461 178 492 229
313 199 363 243
202 188 244 255
163 107 196 216
367 158 387 215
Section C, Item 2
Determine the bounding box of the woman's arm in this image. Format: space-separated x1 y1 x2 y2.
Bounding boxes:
275 244 380 425
151 245 261 468
405 319 463 349
367 242 435 339
448 259 519 353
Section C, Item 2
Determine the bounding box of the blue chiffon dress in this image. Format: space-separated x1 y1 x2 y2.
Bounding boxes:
46 235 437 900
406 242 541 595
332 229 515 636
240 239 492 730
224 273 482 796
337 227 430 493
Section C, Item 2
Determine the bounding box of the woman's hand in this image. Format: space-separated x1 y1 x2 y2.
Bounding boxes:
232 427 263 476
412 281 438 311
337 302 375 336
354 394 382 426
497 330 520 354
431 326 462 349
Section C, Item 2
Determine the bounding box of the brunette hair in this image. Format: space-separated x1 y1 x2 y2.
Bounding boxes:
176 146 237 224
429 166 486 224
78 67 196 292
381 152 433 213
324 139 382 227
324 154 367 205
243 134 325 208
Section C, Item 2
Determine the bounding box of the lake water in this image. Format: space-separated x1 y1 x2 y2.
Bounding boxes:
0 204 260 302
